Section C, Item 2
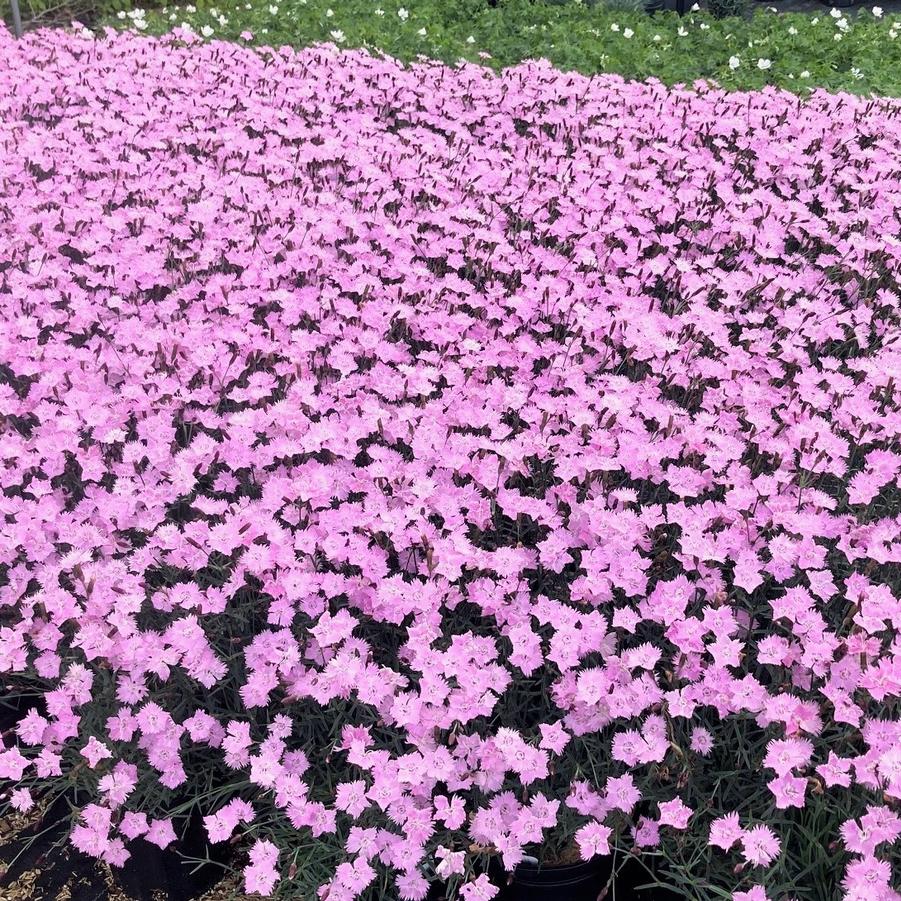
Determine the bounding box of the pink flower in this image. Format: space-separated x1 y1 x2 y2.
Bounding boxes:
145 818 177 849
435 846 465 878
0 748 30 780
71 805 112 858
689 726 713 755
17 709 49 745
184 710 219 743
104 837 131 867
763 738 813 777
396 869 428 900
119 812 149 840
605 774 640 814
460 875 499 901
243 839 279 896
434 794 466 830
861 805 901 846
82 736 113 768
767 773 807 809
539 722 569 755
334 780 370 818
733 887 768 901
817 752 853 788
740 825 781 867
575 821 612 859
492 728 549 785
633 815 661 849
10 788 33 812
98 762 138 807
842 855 892 897
658 798 693 829
335 858 377 893
709 812 743 851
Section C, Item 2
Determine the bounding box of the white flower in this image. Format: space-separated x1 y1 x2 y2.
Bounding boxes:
873 5 884 15
268 4 277 13
691 2 700 8
466 35 475 43
829 6 841 15
728 55 740 69
417 26 426 35
799 69 810 77
699 22 709 29
398 6 408 19
677 26 688 36
325 7 333 16
811 16 819 23
757 57 771 69
611 22 620 31
200 24 214 36
623 27 634 38
788 25 797 34
653 33 661 41
330 29 345 42
134 18 147 29
374 7 384 14
185 3 196 10
834 32 842 40
117 9 126 17
851 66 865 79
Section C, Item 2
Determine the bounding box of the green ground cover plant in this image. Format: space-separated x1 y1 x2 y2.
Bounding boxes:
105 0 901 96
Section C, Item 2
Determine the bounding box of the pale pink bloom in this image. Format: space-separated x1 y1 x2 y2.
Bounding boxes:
575 821 612 859
709 812 743 851
741 825 781 867
658 798 693 829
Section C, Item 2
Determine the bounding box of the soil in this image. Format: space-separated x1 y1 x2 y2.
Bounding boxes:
0 799 251 901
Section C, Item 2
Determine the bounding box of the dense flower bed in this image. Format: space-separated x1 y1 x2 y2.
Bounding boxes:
2 25 901 901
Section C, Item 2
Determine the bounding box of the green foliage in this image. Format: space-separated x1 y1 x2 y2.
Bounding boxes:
101 0 901 98
707 0 747 21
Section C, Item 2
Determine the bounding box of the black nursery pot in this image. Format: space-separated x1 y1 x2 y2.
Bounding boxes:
502 856 612 901
115 805 232 901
